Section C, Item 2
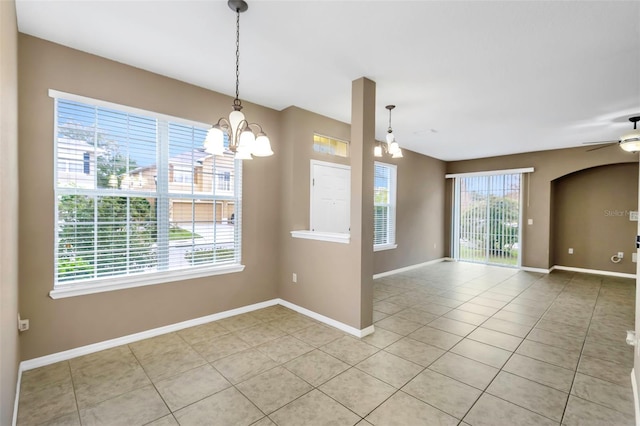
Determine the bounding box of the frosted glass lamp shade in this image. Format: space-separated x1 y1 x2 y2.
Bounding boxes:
389 141 400 155
229 110 245 135
253 133 274 157
386 132 395 144
205 125 225 155
619 130 640 153
392 148 403 158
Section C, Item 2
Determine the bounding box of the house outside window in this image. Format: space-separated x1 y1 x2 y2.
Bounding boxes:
52 91 243 297
374 161 397 251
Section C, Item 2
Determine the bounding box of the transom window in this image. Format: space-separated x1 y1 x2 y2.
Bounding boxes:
374 162 397 250
52 91 243 295
313 133 349 157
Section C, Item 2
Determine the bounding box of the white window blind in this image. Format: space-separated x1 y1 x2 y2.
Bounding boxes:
53 95 242 290
374 162 397 249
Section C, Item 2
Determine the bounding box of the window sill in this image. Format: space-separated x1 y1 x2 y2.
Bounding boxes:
374 243 398 252
290 230 350 244
49 264 245 299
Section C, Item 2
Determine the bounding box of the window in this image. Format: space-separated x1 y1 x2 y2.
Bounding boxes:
313 133 349 157
52 91 243 296
374 162 397 250
216 171 231 192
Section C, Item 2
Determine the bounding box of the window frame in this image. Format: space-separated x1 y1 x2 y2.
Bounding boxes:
49 90 244 299
373 161 398 252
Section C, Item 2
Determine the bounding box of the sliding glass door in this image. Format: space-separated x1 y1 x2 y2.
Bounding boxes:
453 173 522 266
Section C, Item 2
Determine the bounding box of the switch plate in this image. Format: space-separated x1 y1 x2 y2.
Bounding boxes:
633 253 637 263
568 248 574 254
630 211 638 221
618 252 624 259
527 219 533 225
292 273 297 283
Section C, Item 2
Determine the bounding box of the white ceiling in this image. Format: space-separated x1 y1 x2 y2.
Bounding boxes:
15 0 640 161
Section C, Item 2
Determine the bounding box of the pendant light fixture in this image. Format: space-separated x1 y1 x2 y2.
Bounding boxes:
375 105 403 158
619 116 640 153
204 0 273 160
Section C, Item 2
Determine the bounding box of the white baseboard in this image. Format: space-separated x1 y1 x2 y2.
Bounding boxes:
373 257 447 279
277 299 374 338
20 299 279 372
520 266 551 274
12 363 23 426
19 297 375 373
631 369 640 426
552 265 636 279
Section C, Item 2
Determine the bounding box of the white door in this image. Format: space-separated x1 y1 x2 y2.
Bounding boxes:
311 161 350 233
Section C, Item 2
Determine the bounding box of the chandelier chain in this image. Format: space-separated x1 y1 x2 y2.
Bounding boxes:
234 8 241 107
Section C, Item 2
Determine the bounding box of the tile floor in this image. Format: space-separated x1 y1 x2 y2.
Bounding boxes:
17 262 636 425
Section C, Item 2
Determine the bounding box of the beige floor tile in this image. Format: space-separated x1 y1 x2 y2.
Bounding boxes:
174 387 263 426
562 395 635 426
236 366 312 414
408 326 463 350
176 322 229 346
270 389 360 426
234 323 287 347
480 318 531 338
269 314 317 334
79 385 169 426
577 355 632 387
492 310 538 326
192 332 251 362
428 352 499 390
374 315 423 335
320 335 379 365
403 369 481 419
284 349 349 386
467 327 522 351
373 300 406 315
384 338 445 367
137 345 206 382
429 296 463 308
20 362 72 397
372 310 389 322
361 327 403 349
463 393 557 426
17 384 77 426
212 348 278 384
292 323 345 347
256 335 314 363
416 303 453 316
39 411 82 426
427 317 477 336
516 340 580 370
251 305 296 322
502 353 574 392
145 415 179 426
468 296 508 309
479 291 515 302
366 391 458 426
356 351 423 388
581 340 634 367
217 313 264 332
571 372 635 416
535 319 587 340
443 309 489 325
526 328 584 351
154 364 230 411
128 334 184 360
487 371 568 421
501 302 547 318
450 339 511 368
319 368 395 417
393 307 438 325
458 302 499 317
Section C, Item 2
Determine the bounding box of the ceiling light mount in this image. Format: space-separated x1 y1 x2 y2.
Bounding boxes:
619 115 640 153
375 105 403 158
204 0 273 160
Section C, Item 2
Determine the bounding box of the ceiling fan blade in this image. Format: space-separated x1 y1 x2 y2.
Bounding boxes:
586 143 616 152
582 140 617 145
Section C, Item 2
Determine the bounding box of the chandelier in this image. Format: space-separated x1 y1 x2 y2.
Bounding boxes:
375 105 403 158
204 0 273 160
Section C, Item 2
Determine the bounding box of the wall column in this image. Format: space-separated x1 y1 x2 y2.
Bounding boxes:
350 77 375 328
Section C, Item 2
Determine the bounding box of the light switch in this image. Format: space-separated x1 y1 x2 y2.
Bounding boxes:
568 248 574 254
527 219 533 225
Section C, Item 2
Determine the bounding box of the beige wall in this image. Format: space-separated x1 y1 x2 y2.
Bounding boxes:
447 146 638 270
0 1 20 423
18 35 282 359
552 163 638 274
277 104 368 329
373 149 446 274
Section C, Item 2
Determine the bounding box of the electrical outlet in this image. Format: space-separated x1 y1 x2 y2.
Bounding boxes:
618 252 624 259
633 253 637 263
568 248 574 254
292 273 297 283
18 314 29 332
